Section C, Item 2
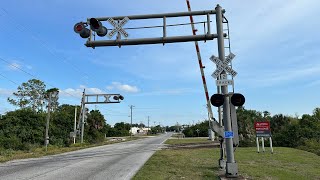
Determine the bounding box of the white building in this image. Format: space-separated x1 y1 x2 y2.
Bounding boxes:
130 127 151 135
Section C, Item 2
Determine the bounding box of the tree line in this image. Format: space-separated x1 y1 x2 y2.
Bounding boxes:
1 78 319 156
0 79 156 151
182 107 320 155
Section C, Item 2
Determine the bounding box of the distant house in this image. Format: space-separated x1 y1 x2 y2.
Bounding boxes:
130 127 151 135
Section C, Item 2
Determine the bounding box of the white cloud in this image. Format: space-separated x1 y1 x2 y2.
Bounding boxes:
60 88 83 97
0 88 14 96
7 62 21 71
60 86 106 97
4 60 33 71
106 82 139 93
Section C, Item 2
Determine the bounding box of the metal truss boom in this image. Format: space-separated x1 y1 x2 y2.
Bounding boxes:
85 34 224 47
91 9 225 21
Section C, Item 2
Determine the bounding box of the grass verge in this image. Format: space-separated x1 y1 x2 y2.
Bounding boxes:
165 137 210 145
0 136 144 163
133 138 320 180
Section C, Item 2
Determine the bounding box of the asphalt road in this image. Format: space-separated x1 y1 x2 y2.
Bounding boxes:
0 133 172 180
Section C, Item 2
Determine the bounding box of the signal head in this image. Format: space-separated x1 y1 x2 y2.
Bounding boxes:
89 18 101 30
74 22 90 38
231 93 245 106
89 18 108 37
113 95 124 101
210 94 224 107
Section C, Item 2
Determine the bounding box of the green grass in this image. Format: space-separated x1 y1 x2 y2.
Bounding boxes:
170 133 185 138
133 138 320 180
236 147 320 179
165 138 210 145
0 136 145 163
133 148 219 180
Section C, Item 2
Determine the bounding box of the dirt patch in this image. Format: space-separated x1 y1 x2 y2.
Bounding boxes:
164 142 220 149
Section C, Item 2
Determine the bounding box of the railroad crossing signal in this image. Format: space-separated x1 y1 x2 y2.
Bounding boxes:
210 94 224 107
107 17 130 39
210 53 237 78
103 94 124 103
230 93 245 106
113 95 124 101
74 18 108 38
89 18 108 37
210 93 245 107
74 22 90 38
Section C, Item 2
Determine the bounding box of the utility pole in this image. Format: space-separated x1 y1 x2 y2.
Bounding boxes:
73 107 77 144
216 4 237 177
44 92 52 152
147 116 150 135
129 105 134 138
80 91 85 144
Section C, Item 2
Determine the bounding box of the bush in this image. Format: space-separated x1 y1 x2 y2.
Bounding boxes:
297 139 320 156
0 136 22 150
239 138 256 147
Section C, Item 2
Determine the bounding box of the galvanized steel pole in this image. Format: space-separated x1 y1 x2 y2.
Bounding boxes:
215 4 238 177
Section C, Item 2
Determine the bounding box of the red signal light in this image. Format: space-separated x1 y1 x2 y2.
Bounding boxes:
74 22 90 39
75 24 83 32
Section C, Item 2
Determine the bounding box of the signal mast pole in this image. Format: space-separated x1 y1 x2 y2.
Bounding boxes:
215 5 238 177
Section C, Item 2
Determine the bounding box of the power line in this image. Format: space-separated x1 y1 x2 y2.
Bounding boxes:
0 57 78 98
0 73 19 85
0 8 109 92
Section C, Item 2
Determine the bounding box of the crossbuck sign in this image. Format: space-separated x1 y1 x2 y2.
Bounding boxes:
104 95 111 102
107 17 130 39
210 53 237 78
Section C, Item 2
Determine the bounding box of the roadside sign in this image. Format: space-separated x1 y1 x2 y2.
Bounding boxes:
224 131 234 138
70 132 76 138
254 121 271 137
216 79 234 86
107 17 130 39
210 53 237 78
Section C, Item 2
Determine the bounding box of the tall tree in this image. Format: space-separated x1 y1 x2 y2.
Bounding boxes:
50 104 79 146
45 88 59 112
85 110 107 143
8 79 46 112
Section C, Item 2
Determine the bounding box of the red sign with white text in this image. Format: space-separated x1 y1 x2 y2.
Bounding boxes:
254 121 271 137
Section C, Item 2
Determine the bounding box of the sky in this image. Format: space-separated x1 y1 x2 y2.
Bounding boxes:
0 0 320 127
